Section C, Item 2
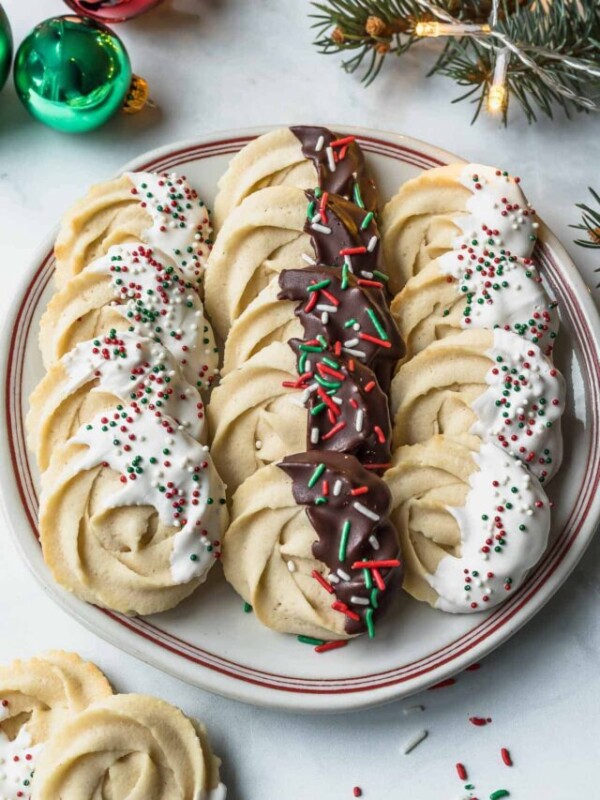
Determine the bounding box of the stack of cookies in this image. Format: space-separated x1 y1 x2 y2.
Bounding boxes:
206 127 404 643
27 171 228 616
381 164 565 612
0 650 225 799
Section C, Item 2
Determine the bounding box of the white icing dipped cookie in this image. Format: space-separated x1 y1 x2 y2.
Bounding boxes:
0 651 112 800
384 434 551 612
54 171 212 291
381 163 538 293
40 244 219 393
39 404 228 615
27 331 205 472
31 693 224 800
391 248 558 359
391 328 565 483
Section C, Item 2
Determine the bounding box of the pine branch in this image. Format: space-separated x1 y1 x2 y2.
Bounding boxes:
311 0 600 122
571 187 600 288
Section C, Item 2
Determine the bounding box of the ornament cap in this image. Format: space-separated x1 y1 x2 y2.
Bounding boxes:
122 74 152 114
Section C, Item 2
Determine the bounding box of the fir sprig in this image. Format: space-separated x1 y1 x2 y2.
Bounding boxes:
572 187 600 287
311 0 600 123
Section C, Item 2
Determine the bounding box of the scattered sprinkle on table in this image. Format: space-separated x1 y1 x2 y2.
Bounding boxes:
469 716 492 726
402 729 428 754
500 747 513 766
403 704 425 715
428 677 456 690
352 787 362 797
456 762 468 780
489 791 510 799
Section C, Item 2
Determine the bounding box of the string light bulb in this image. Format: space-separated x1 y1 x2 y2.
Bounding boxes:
487 47 510 114
414 20 491 37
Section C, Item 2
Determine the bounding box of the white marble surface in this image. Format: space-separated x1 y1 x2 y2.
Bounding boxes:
1 1 600 797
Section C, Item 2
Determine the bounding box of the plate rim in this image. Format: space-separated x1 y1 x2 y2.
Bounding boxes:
2 125 600 713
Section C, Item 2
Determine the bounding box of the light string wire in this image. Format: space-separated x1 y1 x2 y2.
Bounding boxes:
415 0 600 112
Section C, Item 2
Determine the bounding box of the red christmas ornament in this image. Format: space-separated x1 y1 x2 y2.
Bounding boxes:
63 0 162 22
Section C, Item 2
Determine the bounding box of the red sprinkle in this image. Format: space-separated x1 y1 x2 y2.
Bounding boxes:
315 640 348 654
312 569 334 594
359 332 392 348
428 678 456 690
466 663 481 672
352 787 363 798
351 559 401 570
456 763 468 781
339 246 367 256
469 716 491 726
372 568 386 592
501 747 513 766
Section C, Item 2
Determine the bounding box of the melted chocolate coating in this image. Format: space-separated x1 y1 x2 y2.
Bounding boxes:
290 126 378 212
280 451 402 636
304 190 381 276
293 350 391 469
278 265 404 393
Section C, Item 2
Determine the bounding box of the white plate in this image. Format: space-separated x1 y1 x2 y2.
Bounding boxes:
2 127 599 713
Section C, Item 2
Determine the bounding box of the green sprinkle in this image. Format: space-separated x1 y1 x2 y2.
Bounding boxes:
365 608 375 639
306 200 315 220
307 279 331 292
353 183 365 208
341 262 349 290
344 318 357 328
298 635 325 646
373 270 389 282
315 497 328 505
363 567 372 590
322 356 339 369
489 791 510 800
366 307 388 340
339 520 351 562
310 402 326 416
360 210 374 230
370 588 379 608
308 463 326 488
243 602 253 613
299 344 323 353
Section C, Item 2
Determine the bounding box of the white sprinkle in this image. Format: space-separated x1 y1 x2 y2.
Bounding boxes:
312 222 332 235
321 312 329 324
402 729 428 755
316 304 338 313
310 427 320 444
344 338 360 347
302 252 317 265
367 235 378 252
354 502 380 521
337 569 351 581
328 572 340 584
287 560 296 573
333 479 343 496
311 212 322 224
369 534 380 550
355 409 364 432
350 595 370 606
326 146 336 172
344 255 354 273
315 135 325 152
403 705 424 716
342 347 367 359
361 271 374 279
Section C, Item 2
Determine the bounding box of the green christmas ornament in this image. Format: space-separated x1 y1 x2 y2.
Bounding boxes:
13 15 149 133
0 3 13 92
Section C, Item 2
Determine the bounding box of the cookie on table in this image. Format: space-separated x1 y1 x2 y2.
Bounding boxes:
222 451 402 640
27 331 205 472
390 248 558 360
390 328 565 483
39 244 219 394
381 163 539 294
384 434 550 613
39 405 228 616
204 185 382 339
222 265 403 391
0 651 112 799
54 171 212 292
208 341 392 496
214 125 377 228
31 693 224 800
